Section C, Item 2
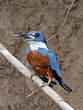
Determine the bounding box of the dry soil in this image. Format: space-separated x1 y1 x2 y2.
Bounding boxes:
0 0 83 110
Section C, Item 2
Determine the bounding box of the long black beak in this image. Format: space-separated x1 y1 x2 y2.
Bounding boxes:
14 33 36 41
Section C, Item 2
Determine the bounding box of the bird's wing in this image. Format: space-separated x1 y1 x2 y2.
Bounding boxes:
48 50 61 77
37 48 61 76
37 48 72 92
48 51 72 92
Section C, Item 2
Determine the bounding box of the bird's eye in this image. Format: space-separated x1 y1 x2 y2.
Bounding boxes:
35 33 40 37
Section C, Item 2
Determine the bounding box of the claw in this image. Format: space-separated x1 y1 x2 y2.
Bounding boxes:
30 72 37 80
41 80 51 87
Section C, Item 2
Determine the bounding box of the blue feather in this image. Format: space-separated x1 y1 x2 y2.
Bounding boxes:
37 48 61 76
26 47 31 54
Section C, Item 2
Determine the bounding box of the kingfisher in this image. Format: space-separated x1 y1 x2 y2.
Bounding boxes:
17 31 72 92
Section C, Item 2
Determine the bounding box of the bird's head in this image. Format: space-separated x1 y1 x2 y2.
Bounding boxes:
16 31 47 45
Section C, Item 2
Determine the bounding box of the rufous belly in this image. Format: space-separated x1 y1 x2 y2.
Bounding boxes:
27 50 49 67
27 50 53 80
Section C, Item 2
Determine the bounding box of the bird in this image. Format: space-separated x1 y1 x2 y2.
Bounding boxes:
17 31 72 92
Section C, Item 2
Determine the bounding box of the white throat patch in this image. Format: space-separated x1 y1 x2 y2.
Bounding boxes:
29 41 48 50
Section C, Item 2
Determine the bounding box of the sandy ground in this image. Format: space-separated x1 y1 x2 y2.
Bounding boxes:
0 0 83 110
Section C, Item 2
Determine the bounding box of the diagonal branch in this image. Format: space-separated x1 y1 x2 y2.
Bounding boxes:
0 43 74 110
47 0 76 41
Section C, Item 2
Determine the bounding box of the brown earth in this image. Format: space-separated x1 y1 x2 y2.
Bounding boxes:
0 0 83 110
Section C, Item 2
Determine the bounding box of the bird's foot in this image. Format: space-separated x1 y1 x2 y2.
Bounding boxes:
41 80 51 87
30 72 37 80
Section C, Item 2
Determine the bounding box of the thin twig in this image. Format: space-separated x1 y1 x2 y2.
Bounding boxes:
26 87 41 98
26 83 49 98
47 0 75 41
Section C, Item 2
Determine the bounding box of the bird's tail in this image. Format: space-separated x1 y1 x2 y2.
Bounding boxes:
54 74 72 92
59 79 72 92
39 75 72 92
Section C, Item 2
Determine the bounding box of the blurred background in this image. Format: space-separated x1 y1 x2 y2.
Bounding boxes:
0 0 83 110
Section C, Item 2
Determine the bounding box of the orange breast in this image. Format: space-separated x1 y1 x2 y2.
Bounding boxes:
27 50 49 68
27 50 53 80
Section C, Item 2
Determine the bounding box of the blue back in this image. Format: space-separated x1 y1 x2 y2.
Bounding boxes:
26 47 31 54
